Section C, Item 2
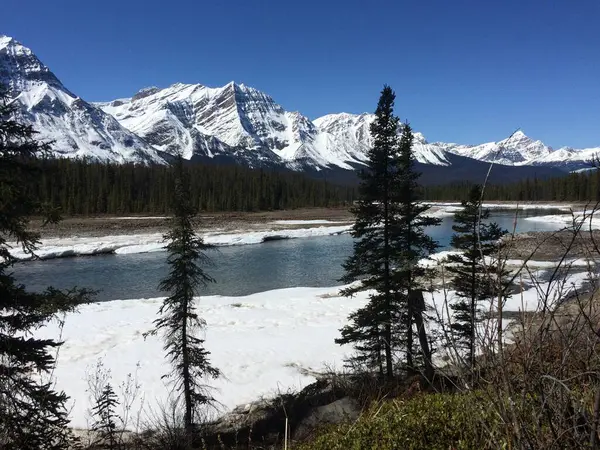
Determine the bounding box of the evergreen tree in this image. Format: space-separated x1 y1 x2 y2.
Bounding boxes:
445 185 506 367
148 156 220 434
393 122 441 369
0 85 91 448
91 383 120 449
337 86 440 377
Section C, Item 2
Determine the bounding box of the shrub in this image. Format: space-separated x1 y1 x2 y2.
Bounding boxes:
298 391 504 450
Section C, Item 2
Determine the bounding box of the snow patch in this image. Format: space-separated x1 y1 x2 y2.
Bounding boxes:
524 211 600 229
9 225 353 261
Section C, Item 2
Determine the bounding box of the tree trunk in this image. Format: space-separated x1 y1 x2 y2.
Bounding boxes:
407 295 414 370
409 290 432 379
470 255 477 369
377 337 384 379
384 322 393 378
182 296 193 433
383 165 393 379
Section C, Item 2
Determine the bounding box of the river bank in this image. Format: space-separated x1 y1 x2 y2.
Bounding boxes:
27 202 583 240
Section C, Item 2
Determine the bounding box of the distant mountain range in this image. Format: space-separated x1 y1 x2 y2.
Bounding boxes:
1 34 596 184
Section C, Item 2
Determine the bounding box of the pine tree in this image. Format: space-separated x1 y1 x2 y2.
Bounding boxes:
91 383 121 449
393 122 441 369
337 86 401 378
149 156 220 435
0 85 91 448
446 185 506 367
337 86 440 377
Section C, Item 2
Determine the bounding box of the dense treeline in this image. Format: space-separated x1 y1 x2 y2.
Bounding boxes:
27 158 600 217
423 170 600 202
29 158 357 215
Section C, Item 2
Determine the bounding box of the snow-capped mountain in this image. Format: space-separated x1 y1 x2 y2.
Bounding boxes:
97 91 454 170
96 82 336 169
0 34 595 178
436 131 551 165
313 113 451 166
435 130 598 171
0 36 164 164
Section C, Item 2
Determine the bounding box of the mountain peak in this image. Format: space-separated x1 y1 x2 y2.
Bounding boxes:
501 130 534 146
0 35 14 48
0 35 25 52
1 34 593 172
0 35 69 96
226 80 246 91
0 36 36 62
511 130 534 141
131 86 161 101
0 35 164 164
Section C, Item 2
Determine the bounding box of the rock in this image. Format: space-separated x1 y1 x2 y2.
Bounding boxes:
293 397 360 441
203 378 348 447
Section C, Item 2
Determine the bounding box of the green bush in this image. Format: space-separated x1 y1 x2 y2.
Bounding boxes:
298 392 505 450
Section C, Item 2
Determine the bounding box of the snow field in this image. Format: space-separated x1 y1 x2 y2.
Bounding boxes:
36 268 591 429
38 286 369 429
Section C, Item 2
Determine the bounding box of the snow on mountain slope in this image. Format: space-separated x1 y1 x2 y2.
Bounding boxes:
97 82 333 168
313 113 451 166
1 34 596 173
439 131 553 165
436 130 599 170
528 146 600 171
0 35 164 164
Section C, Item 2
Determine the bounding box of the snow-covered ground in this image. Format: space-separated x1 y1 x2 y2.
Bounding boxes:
420 250 594 269
427 202 574 218
40 285 368 429
270 219 346 225
525 210 600 229
9 224 352 261
112 216 169 220
36 269 591 429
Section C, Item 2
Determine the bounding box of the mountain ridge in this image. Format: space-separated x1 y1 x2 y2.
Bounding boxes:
0 35 164 164
0 34 595 181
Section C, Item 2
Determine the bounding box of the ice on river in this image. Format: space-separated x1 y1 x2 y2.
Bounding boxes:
524 210 600 229
8 224 353 261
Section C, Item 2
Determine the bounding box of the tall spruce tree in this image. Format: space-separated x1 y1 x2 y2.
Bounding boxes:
0 85 91 448
149 156 220 434
337 86 440 377
446 184 506 367
393 122 441 369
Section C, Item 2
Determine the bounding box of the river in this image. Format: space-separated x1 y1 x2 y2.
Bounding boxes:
14 210 563 301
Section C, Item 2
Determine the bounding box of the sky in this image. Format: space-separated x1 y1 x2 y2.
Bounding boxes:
2 0 599 148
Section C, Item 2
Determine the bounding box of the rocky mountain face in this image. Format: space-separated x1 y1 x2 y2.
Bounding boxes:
1 34 596 181
96 82 327 169
0 36 164 164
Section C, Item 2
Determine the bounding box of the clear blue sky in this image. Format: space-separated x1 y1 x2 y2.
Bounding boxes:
3 0 599 148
